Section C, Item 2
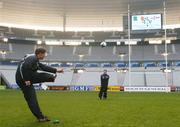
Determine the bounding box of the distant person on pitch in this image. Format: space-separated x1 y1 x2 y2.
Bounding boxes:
99 70 110 100
15 48 64 122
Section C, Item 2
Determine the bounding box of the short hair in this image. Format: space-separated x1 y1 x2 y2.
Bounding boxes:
104 69 107 72
35 48 46 55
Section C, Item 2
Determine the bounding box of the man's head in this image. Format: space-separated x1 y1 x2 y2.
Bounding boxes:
103 69 107 74
35 48 47 60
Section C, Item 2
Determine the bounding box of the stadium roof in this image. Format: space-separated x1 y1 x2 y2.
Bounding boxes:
0 0 179 31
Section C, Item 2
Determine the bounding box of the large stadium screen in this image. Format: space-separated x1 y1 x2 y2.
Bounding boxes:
131 14 162 30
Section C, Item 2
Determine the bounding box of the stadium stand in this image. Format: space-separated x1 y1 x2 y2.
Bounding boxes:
1 43 180 61
1 41 180 88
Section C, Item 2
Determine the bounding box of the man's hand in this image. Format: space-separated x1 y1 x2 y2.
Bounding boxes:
56 69 64 73
25 81 31 86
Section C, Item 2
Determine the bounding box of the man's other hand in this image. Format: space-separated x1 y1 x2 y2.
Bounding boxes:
25 81 31 86
56 69 64 73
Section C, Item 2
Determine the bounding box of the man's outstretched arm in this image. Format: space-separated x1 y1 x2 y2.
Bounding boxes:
38 63 64 73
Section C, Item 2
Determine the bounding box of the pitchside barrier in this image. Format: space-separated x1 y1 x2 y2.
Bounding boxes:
174 86 180 92
69 85 122 91
6 84 180 92
70 86 94 91
48 86 69 90
43 85 177 92
4 84 19 89
95 86 121 92
0 85 6 90
123 87 171 92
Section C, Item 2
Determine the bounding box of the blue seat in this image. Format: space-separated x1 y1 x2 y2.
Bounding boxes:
102 63 112 67
144 62 156 67
131 62 141 67
1 61 19 66
175 61 180 67
159 62 171 67
50 63 60 67
75 63 84 67
61 63 72 67
86 63 99 67
115 63 126 68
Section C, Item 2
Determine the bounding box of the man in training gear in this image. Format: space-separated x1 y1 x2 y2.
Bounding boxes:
15 48 63 122
99 70 110 100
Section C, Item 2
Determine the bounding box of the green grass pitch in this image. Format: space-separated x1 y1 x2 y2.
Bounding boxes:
0 90 180 127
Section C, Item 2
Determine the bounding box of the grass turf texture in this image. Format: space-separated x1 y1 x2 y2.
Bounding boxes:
0 90 180 127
